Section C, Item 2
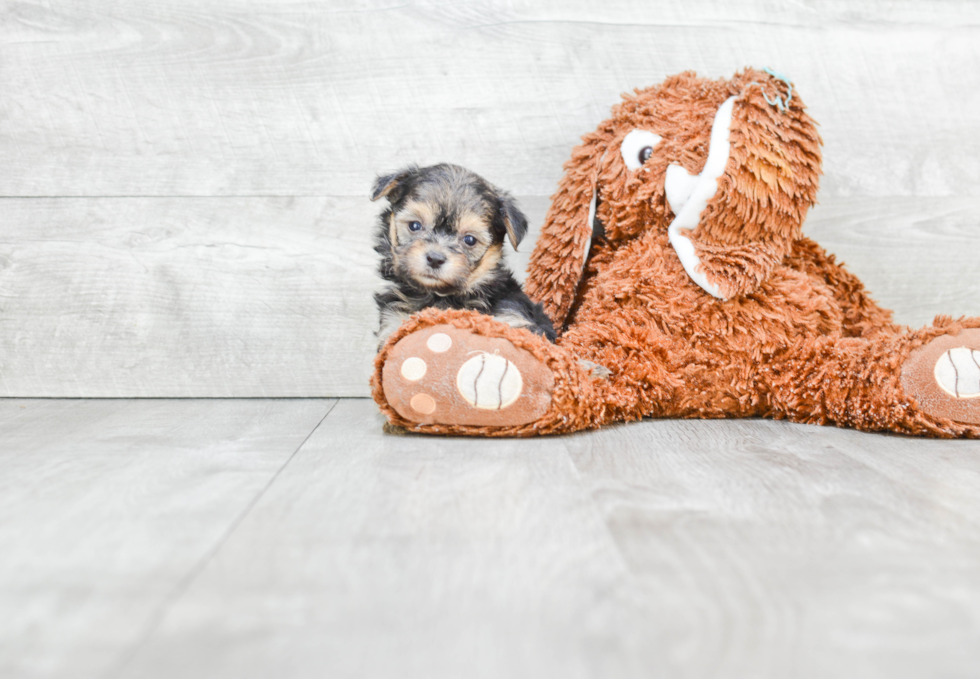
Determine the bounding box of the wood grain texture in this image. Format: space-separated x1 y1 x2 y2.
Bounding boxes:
0 398 334 679
0 196 381 397
805 197 980 327
114 399 651 678
1 195 977 397
1 0 978 397
1 0 979 197
94 399 980 679
562 416 980 679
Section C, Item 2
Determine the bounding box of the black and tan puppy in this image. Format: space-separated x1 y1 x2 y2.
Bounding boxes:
372 163 556 349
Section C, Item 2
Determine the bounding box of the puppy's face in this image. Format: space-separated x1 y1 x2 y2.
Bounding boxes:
388 191 499 294
372 164 527 295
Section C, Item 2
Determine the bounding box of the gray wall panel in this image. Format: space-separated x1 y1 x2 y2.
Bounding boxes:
1 1 978 396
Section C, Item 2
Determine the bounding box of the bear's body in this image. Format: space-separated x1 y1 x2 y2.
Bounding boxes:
555 231 978 435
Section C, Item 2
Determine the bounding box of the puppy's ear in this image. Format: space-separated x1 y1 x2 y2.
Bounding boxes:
499 194 528 251
371 165 417 203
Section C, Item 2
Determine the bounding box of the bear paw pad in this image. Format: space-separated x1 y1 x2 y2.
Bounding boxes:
902 329 980 425
381 325 554 427
933 347 980 399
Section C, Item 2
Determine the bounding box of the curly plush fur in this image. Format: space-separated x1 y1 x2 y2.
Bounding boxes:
373 68 980 438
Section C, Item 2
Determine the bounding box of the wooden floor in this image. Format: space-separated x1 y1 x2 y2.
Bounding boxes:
3 398 980 679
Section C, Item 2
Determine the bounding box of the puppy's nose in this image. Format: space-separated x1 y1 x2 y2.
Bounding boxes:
426 251 447 269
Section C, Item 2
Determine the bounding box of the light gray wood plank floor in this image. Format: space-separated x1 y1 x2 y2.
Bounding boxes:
3 398 980 679
0 398 336 679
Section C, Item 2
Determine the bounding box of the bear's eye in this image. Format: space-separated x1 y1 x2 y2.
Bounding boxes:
462 234 477 247
408 221 422 232
620 129 663 170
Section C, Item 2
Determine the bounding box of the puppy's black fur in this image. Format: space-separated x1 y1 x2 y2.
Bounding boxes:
372 163 556 349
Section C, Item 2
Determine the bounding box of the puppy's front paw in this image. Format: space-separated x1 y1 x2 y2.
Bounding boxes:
902 328 980 426
381 324 554 427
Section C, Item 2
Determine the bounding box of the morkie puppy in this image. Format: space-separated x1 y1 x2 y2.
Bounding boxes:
372 163 556 350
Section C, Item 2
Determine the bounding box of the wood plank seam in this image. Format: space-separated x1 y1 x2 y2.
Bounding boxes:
102 398 339 678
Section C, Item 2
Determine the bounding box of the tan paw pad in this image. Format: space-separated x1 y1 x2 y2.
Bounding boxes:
901 329 980 426
409 393 437 414
381 324 554 427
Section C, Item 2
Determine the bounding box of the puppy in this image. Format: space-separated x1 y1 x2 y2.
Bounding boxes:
371 163 556 350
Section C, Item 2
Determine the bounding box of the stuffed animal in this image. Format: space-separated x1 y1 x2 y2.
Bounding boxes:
372 68 980 438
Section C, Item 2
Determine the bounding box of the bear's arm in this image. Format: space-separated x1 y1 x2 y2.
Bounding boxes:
686 235 787 300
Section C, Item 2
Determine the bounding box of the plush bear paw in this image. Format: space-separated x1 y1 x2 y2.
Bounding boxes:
902 329 980 426
381 324 555 427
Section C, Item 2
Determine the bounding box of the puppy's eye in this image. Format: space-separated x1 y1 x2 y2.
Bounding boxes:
620 129 663 170
408 221 422 232
462 234 477 247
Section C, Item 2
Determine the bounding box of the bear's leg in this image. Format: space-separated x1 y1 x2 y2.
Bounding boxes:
372 308 607 436
763 320 980 437
785 237 902 339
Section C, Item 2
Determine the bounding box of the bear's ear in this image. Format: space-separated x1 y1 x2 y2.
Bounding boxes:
371 165 419 203
524 132 609 329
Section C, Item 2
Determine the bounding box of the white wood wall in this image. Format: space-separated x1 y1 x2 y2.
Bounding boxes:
1 0 979 397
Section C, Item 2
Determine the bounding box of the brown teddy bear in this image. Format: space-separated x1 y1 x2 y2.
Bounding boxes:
372 68 980 438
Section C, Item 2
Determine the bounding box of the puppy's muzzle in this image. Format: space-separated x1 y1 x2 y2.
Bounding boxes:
425 250 447 269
